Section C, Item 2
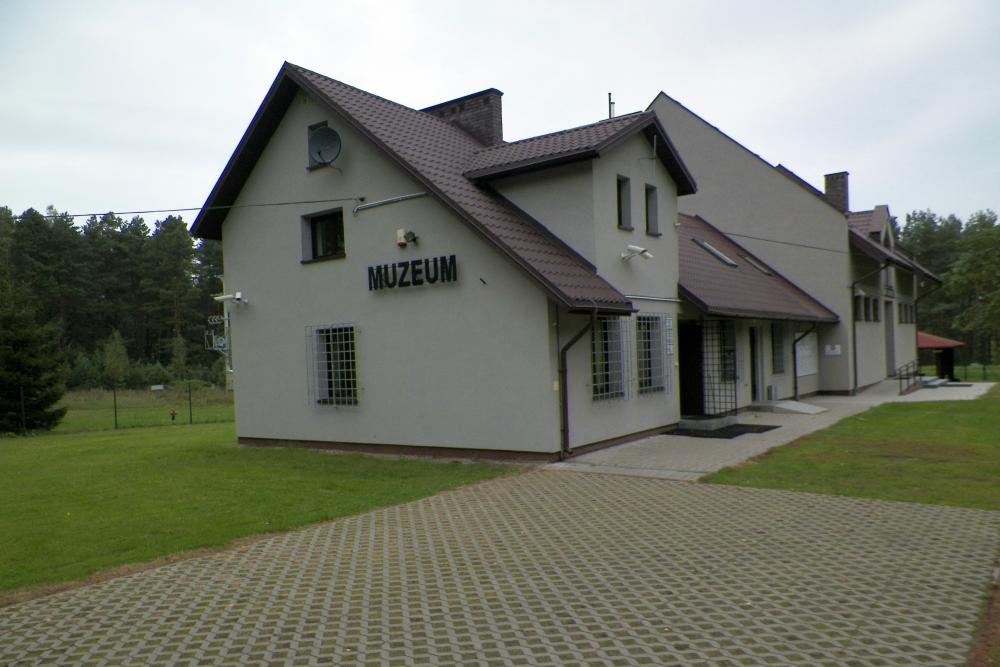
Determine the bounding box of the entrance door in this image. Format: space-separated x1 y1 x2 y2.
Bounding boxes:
885 301 896 375
749 327 760 401
679 321 704 416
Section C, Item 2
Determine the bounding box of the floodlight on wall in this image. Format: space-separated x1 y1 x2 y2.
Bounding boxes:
396 228 419 247
621 244 654 261
213 291 247 305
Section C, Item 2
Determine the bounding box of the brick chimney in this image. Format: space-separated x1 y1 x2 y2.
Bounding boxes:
422 89 504 146
824 171 850 213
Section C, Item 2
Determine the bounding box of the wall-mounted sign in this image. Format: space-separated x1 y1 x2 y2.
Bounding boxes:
368 254 457 291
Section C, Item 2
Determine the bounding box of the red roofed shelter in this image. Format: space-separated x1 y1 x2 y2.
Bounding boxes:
917 331 964 381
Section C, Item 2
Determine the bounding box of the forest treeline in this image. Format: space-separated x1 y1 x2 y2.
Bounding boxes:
899 208 998 363
0 205 224 394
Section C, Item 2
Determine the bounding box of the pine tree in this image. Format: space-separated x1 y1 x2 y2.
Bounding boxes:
0 284 67 433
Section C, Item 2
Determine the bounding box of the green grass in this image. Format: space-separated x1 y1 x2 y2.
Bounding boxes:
704 385 1000 510
921 363 1000 382
55 387 234 433
0 422 513 593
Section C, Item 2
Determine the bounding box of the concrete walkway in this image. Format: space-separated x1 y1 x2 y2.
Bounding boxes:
2 471 998 666
549 380 995 480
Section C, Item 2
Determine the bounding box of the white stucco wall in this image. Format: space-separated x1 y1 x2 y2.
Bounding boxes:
221 92 561 453
495 132 684 444
649 94 853 392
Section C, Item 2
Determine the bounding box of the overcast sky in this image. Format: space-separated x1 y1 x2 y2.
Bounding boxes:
2 0 997 227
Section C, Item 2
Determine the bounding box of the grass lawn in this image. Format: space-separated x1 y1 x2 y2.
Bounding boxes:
55 387 234 433
0 422 513 595
921 363 1000 383
704 384 1000 511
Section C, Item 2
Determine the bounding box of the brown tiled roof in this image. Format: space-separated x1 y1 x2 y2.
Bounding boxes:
847 209 877 236
678 214 838 322
917 331 964 349
191 63 635 313
463 113 696 194
848 230 941 284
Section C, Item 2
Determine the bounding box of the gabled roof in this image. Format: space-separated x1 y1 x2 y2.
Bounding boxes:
463 112 696 194
848 229 941 284
678 214 838 322
847 209 879 237
191 62 637 314
917 331 964 349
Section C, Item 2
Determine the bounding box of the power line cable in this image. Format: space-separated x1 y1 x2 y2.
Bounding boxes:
10 197 365 221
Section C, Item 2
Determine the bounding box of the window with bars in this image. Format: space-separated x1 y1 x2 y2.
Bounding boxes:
637 315 665 394
308 324 358 406
771 323 785 374
592 316 627 400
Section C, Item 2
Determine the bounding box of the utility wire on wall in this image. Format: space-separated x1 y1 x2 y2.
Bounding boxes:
11 196 850 256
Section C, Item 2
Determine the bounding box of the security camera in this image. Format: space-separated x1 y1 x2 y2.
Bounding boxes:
621 245 654 260
213 292 246 304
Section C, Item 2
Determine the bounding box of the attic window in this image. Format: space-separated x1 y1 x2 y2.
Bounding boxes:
740 253 772 275
694 238 737 267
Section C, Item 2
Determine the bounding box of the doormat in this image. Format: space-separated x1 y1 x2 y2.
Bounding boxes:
667 424 781 439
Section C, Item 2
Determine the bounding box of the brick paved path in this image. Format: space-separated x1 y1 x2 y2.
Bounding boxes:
2 471 998 666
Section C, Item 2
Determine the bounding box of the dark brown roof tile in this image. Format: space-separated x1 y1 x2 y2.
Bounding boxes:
679 214 838 322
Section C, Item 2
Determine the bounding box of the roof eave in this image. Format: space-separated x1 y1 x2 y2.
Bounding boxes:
191 63 300 240
463 148 599 181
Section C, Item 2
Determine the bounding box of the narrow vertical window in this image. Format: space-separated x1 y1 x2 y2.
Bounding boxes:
644 185 659 236
771 323 785 374
309 324 358 405
636 314 665 394
873 300 881 322
592 316 627 400
854 295 863 321
617 176 632 230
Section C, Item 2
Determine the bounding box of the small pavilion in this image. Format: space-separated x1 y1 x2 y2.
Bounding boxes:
917 331 965 381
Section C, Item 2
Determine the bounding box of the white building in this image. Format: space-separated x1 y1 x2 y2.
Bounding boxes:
192 63 937 459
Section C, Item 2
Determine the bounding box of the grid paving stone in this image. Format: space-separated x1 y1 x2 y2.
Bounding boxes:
1 471 999 666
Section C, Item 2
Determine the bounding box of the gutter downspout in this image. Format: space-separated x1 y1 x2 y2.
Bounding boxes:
792 324 817 401
558 311 596 461
850 263 891 394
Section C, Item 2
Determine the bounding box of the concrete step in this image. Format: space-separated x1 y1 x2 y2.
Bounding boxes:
750 400 828 415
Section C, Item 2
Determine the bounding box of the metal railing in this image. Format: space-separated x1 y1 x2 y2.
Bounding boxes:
897 359 921 395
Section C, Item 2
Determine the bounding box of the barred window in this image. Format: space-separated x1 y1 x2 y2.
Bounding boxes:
592 316 627 400
308 325 358 406
637 315 665 394
771 323 785 374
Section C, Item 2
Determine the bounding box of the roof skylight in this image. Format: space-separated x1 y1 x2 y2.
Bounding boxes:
739 253 772 275
694 238 737 267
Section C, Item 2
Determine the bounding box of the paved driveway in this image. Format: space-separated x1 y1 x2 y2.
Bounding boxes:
2 471 998 666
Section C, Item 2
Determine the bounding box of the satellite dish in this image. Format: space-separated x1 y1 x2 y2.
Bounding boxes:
308 126 342 165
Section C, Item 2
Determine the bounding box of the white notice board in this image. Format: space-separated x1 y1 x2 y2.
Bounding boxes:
795 332 818 377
